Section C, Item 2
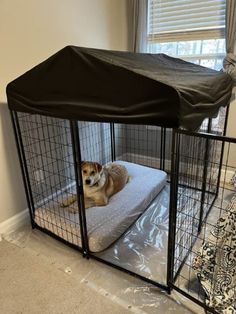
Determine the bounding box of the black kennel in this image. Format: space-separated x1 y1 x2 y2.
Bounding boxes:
7 46 234 313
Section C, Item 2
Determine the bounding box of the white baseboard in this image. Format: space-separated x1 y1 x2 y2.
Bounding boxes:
120 153 235 185
119 153 171 171
0 208 30 240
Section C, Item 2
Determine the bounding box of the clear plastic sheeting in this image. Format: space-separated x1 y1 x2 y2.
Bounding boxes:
80 272 166 313
81 272 202 313
3 220 203 313
95 185 170 285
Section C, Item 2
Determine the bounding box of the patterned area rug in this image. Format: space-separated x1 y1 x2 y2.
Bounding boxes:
193 194 236 314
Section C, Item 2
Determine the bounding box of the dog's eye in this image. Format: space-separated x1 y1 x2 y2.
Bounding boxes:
90 171 95 175
83 170 87 174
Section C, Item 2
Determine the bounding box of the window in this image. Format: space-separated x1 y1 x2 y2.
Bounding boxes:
147 0 226 70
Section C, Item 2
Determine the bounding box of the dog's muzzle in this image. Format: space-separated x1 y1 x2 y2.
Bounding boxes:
85 179 91 185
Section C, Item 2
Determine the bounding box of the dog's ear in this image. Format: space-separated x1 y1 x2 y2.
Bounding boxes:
81 161 86 168
95 162 102 172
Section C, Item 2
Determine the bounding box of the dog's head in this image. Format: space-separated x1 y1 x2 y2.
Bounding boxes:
81 161 103 187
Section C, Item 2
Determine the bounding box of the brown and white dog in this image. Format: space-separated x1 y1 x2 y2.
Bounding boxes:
62 161 128 212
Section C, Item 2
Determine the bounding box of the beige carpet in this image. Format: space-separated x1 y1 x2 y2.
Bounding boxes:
0 224 203 314
0 240 130 314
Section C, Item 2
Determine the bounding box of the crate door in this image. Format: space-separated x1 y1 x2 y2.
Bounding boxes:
168 130 236 314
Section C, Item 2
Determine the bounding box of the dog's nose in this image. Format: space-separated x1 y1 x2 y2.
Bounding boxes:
85 179 91 185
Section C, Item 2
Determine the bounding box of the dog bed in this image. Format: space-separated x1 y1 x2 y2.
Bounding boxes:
34 161 167 252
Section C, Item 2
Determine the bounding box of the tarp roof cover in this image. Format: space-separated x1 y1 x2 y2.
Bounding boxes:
7 46 232 130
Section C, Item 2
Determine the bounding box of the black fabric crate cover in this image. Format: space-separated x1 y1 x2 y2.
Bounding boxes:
7 46 232 130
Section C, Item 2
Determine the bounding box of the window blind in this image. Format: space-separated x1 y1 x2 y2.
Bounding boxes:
148 0 226 42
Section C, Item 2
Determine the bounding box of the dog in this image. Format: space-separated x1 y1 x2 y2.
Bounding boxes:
61 161 129 212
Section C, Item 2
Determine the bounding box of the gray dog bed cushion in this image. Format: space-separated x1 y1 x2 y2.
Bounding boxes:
34 161 167 252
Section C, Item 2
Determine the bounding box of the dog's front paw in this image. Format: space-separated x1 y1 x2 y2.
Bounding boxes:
60 199 72 208
60 194 77 208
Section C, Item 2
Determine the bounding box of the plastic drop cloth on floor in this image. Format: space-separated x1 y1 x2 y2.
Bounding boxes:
3 224 203 313
94 185 170 285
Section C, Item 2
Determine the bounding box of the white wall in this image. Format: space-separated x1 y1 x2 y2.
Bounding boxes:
224 25 236 166
0 0 128 223
227 94 236 137
226 91 236 167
